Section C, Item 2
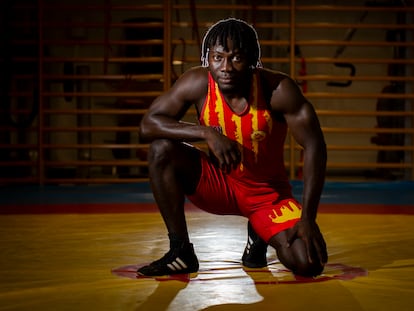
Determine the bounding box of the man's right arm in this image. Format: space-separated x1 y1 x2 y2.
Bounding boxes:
139 67 210 143
139 67 242 172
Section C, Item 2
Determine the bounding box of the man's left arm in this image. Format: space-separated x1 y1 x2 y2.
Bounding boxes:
272 77 328 265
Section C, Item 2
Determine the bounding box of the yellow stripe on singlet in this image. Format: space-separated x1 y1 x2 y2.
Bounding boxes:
214 87 227 136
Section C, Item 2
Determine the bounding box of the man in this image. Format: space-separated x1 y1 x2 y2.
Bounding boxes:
138 18 327 277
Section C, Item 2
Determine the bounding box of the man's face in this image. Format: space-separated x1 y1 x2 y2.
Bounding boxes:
208 38 251 94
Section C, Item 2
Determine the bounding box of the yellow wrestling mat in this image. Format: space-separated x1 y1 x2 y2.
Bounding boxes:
0 211 413 311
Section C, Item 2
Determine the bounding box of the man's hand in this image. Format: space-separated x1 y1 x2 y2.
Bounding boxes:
285 219 327 266
205 128 242 172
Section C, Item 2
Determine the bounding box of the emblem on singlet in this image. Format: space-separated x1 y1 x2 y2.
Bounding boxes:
251 130 267 142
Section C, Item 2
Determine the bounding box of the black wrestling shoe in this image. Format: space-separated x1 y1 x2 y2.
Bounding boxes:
137 242 199 276
242 222 268 268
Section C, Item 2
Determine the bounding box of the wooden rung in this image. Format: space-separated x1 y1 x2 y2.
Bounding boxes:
298 75 414 82
307 93 414 99
0 161 35 166
328 145 414 151
45 160 148 166
42 91 162 97
41 127 139 132
325 162 412 169
296 40 414 47
316 110 414 117
296 5 413 12
42 109 148 115
322 127 414 134
39 4 164 10
43 74 163 81
295 58 414 64
41 144 148 149
296 23 414 29
42 177 150 184
41 56 164 62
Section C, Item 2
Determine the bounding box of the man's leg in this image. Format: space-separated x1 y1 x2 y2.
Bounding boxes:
243 195 325 276
137 139 202 276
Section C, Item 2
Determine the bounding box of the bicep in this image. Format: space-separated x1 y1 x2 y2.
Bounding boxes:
146 89 190 121
145 69 207 120
284 102 324 148
272 77 324 148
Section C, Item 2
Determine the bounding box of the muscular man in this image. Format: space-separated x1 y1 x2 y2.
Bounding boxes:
138 18 327 277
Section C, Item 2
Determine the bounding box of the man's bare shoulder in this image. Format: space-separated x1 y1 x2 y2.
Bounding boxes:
171 66 209 101
176 66 209 86
258 68 306 113
258 67 291 88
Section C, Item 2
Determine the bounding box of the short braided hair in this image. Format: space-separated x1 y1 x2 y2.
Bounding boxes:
201 18 262 69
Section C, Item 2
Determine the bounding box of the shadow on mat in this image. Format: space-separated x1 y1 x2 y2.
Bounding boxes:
122 263 368 311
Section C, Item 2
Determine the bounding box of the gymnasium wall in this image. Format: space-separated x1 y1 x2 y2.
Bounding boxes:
0 0 413 185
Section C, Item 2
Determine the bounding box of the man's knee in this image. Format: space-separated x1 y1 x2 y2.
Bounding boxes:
278 247 324 277
270 235 325 277
148 139 175 165
291 259 324 278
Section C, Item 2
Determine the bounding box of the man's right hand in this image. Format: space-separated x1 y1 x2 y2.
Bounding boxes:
205 128 242 173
